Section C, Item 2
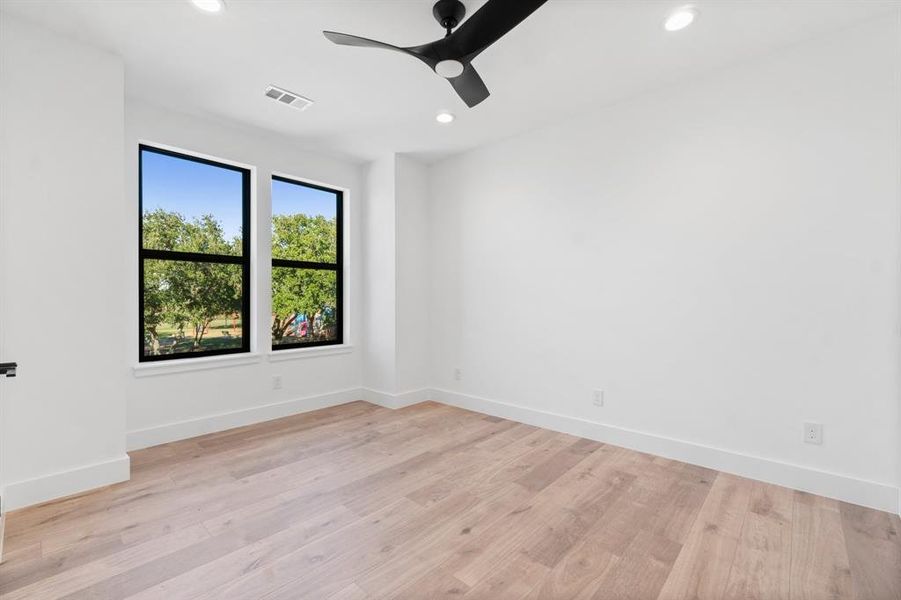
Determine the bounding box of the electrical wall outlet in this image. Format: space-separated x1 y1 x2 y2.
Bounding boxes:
272 375 282 390
803 422 822 445
592 389 604 407
454 368 462 381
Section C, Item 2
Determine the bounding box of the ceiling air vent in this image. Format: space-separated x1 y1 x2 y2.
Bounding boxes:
264 85 314 111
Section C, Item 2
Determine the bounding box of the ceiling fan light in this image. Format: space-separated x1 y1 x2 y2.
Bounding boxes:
435 59 465 79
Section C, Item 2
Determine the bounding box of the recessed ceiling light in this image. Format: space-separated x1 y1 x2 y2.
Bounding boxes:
436 111 455 124
664 7 698 32
191 0 225 13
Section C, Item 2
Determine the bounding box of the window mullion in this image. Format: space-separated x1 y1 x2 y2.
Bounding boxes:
141 249 245 265
271 258 338 270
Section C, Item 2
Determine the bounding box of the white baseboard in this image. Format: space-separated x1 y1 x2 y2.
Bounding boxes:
430 388 901 515
2 454 131 512
361 387 430 410
127 387 430 452
10 387 896 516
5 388 367 512
127 387 364 451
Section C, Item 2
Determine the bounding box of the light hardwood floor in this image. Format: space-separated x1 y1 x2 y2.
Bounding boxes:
1 401 898 599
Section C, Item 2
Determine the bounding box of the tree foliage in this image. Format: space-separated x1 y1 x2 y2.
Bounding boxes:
271 214 337 342
272 212 336 262
142 259 167 355
142 209 242 353
142 209 337 355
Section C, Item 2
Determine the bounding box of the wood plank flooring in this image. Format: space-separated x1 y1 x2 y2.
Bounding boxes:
1 401 898 599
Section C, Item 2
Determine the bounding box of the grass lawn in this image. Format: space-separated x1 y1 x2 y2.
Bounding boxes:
145 317 242 355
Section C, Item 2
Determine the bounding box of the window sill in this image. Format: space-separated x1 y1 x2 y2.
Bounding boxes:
267 344 354 362
133 352 263 378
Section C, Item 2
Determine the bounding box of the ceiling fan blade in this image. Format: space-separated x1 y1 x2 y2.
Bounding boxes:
446 0 548 60
323 31 405 52
324 31 437 68
448 64 490 108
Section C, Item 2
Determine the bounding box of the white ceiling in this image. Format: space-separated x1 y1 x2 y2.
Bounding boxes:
1 0 897 163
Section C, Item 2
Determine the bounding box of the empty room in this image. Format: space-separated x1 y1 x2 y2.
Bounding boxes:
0 0 899 598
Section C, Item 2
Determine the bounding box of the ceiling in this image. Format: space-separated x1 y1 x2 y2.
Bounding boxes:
1 0 897 163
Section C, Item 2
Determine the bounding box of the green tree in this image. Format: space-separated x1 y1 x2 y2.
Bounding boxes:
271 214 337 342
142 209 242 352
142 259 167 354
142 209 185 251
165 260 241 349
272 213 336 262
272 268 336 341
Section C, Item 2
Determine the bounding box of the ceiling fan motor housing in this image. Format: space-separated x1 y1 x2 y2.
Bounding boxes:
433 0 466 31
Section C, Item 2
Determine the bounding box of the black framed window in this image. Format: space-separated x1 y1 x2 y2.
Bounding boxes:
139 144 251 361
271 176 343 349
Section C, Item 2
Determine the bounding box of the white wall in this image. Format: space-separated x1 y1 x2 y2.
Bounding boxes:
125 101 365 448
362 155 397 394
428 17 901 512
0 14 129 509
395 156 430 393
360 154 430 400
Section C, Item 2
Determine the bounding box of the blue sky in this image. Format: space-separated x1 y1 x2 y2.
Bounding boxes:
142 150 244 240
142 149 337 241
272 178 337 221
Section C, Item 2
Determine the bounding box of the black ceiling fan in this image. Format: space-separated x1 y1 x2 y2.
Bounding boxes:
323 0 548 108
